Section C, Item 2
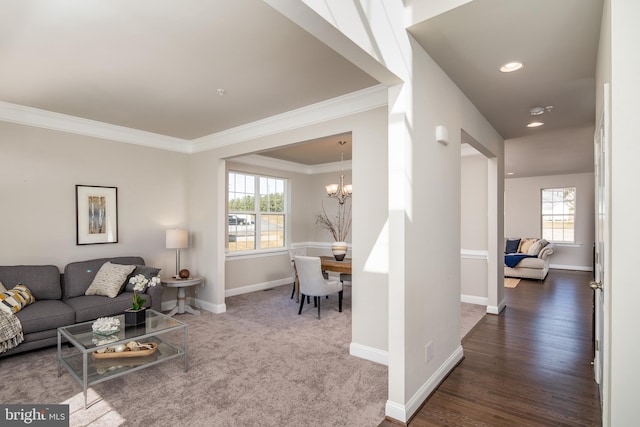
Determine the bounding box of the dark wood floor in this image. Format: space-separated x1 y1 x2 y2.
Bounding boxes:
381 270 602 427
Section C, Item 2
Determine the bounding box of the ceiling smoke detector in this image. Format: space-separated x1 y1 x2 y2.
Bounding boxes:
530 105 554 116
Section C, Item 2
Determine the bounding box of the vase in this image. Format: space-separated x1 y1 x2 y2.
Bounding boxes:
124 307 147 326
331 241 348 261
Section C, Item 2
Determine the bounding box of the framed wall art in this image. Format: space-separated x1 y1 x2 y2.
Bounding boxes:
76 185 118 245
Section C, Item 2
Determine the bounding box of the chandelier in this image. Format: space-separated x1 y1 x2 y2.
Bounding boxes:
325 141 352 204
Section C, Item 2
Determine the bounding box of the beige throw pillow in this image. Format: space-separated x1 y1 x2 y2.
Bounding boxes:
528 239 548 256
519 238 537 254
85 262 136 298
0 281 6 293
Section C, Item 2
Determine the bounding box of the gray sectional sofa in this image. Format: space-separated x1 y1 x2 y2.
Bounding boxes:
0 256 162 357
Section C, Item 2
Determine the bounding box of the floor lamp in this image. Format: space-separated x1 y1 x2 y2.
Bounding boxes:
166 229 188 278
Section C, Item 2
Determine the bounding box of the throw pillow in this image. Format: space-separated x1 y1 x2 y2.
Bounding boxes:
505 238 521 254
519 238 538 254
0 284 36 314
85 262 136 298
124 265 161 292
528 239 549 256
0 281 6 293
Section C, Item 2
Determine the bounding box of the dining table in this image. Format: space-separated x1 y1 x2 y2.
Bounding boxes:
319 256 352 274
293 256 352 302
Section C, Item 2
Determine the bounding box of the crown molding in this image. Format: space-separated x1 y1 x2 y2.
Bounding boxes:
188 84 388 153
0 100 189 152
230 154 352 175
0 85 387 154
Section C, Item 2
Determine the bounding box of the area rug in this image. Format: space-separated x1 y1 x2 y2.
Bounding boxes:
504 277 521 288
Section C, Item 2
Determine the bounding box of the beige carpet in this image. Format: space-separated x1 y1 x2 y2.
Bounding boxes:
0 284 486 427
504 277 521 288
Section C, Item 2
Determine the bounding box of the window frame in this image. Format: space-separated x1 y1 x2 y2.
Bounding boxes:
227 170 288 254
540 187 576 244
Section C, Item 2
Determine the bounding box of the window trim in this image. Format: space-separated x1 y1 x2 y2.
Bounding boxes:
540 186 576 244
227 170 288 254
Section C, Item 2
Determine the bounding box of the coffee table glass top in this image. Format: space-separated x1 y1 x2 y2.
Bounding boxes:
58 309 188 408
59 309 185 350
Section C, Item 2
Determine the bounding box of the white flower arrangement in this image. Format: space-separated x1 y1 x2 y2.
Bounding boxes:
128 274 161 310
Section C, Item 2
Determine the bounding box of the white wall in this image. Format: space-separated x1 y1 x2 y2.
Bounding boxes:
0 121 189 306
273 2 504 421
505 173 594 271
603 0 640 424
461 154 488 301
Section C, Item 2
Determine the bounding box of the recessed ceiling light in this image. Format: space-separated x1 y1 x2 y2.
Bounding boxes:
500 62 523 73
507 172 515 176
527 121 544 128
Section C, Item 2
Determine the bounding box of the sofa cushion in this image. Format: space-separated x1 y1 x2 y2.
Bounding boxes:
519 238 538 254
516 257 547 269
85 262 136 298
0 285 36 314
125 265 161 292
15 300 75 334
0 281 5 292
505 239 521 254
64 257 145 298
65 292 149 323
0 265 61 300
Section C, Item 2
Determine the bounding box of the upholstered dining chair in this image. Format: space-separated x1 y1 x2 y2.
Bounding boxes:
288 248 307 299
294 256 343 319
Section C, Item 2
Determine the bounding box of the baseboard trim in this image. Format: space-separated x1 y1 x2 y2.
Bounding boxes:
200 301 227 314
385 345 464 423
350 342 388 366
487 298 506 315
550 264 593 272
460 294 487 306
225 277 292 298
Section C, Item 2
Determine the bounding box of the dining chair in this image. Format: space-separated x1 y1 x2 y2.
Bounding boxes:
294 256 343 319
288 248 307 299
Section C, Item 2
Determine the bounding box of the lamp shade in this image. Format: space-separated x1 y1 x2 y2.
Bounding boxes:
166 229 188 249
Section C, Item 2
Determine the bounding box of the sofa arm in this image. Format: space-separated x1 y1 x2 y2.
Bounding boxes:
539 244 554 260
146 284 164 312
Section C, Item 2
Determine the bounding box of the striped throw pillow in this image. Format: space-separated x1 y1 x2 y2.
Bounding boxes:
0 284 36 314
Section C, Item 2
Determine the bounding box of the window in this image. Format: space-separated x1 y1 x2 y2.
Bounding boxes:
541 187 575 243
228 171 286 252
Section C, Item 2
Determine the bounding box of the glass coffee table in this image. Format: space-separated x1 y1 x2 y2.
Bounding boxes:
57 309 187 408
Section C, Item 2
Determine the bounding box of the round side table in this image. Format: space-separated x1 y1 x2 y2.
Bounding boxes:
161 276 203 316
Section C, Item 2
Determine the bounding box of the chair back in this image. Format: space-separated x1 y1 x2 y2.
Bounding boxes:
288 248 307 280
288 247 307 262
294 256 333 296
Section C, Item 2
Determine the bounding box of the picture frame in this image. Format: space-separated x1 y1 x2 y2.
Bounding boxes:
76 185 118 245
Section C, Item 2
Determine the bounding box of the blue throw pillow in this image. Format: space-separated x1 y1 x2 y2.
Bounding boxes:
505 238 521 254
